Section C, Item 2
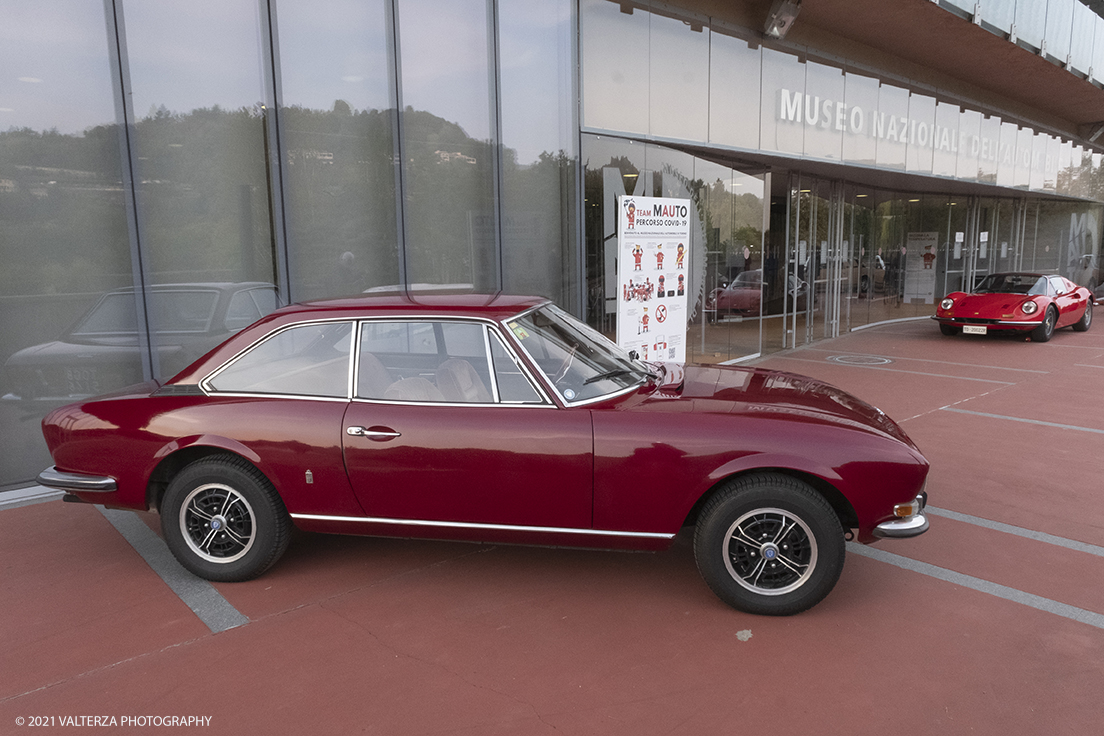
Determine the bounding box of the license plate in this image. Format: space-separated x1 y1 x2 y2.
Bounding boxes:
963 325 987 335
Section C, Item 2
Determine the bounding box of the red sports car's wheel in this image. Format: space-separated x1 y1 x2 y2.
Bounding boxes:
161 455 291 582
694 473 844 616
1073 302 1092 332
1031 306 1057 342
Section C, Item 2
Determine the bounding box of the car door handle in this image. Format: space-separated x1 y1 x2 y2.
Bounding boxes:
346 425 402 441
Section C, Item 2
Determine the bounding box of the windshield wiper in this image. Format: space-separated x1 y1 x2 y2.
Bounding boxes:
584 367 652 385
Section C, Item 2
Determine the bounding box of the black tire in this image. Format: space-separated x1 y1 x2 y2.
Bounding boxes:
1031 306 1057 342
693 473 845 616
161 455 291 582
859 275 870 294
939 324 959 336
1073 302 1092 332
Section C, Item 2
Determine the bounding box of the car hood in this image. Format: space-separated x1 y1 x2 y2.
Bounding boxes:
641 363 917 447
950 293 1033 314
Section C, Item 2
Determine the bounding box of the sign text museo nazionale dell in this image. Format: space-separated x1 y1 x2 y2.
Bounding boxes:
778 88 1053 174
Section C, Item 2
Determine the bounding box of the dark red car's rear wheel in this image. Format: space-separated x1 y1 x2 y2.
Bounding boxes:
161 455 290 582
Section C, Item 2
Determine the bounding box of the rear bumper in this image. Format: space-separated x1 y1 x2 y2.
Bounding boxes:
37 466 117 493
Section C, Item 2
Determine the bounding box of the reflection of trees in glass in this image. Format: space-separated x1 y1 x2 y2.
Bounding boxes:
132 104 275 286
402 107 497 289
0 126 130 296
282 102 399 299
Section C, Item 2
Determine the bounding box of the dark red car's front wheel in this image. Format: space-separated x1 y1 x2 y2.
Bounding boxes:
161 455 291 582
694 473 845 616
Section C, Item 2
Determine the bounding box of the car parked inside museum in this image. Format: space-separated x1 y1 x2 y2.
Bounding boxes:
38 293 929 616
933 272 1092 342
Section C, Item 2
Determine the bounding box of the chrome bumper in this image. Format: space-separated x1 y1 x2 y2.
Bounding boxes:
37 466 117 493
872 493 929 539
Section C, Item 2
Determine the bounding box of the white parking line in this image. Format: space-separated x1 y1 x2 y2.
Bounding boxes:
927 506 1104 558
97 507 249 634
847 543 1104 630
940 407 1104 435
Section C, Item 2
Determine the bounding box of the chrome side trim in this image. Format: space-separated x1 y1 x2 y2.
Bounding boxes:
289 513 675 540
37 466 117 493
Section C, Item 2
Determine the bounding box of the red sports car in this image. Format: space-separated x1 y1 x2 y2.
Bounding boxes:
933 272 1093 342
38 293 929 616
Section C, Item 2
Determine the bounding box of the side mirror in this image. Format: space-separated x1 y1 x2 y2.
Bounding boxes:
628 350 640 360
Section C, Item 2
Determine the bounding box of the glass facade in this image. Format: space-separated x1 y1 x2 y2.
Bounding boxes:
2 0 1104 490
0 0 577 490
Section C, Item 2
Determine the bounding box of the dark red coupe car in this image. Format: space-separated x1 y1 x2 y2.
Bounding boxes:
933 272 1093 341
38 293 929 615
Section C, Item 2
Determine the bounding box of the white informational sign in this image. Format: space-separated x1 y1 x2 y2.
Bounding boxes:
616 195 691 363
904 231 938 304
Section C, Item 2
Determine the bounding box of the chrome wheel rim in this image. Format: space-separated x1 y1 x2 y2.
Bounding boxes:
1045 309 1055 335
723 508 818 596
179 483 256 564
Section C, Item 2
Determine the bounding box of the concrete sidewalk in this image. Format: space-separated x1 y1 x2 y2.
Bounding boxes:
2 318 1102 735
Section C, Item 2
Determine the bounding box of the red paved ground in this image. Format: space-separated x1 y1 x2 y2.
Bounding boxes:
3 319 1103 734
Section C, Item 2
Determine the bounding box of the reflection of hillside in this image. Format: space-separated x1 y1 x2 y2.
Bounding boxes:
0 103 574 300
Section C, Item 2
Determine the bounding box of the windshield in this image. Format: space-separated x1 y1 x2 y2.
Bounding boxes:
506 304 653 403
973 274 1047 296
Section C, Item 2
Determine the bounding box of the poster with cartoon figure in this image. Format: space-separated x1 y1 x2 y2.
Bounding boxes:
904 231 938 304
617 195 691 362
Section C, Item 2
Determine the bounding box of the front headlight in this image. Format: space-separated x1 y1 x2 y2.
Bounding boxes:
940 298 955 310
1022 300 1039 315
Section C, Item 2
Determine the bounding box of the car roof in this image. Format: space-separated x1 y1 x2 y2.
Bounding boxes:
283 291 549 321
165 292 552 385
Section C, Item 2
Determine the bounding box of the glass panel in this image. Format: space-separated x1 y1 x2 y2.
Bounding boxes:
275 0 399 299
709 31 761 150
650 10 708 142
1015 127 1034 189
0 1 136 489
996 121 1018 188
499 0 578 307
580 0 648 135
122 0 278 380
1044 0 1073 63
980 0 1016 34
358 321 496 402
1093 15 1104 86
956 108 982 182
906 93 936 175
802 61 845 161
1070 2 1096 75
842 72 879 166
978 115 1001 185
874 83 908 171
210 322 352 397
397 0 496 291
1015 0 1048 50
488 331 542 403
760 47 807 155
931 101 959 178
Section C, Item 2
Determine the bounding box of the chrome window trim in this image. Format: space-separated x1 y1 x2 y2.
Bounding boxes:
482 325 501 402
289 512 674 540
502 303 646 407
200 317 357 398
353 315 552 406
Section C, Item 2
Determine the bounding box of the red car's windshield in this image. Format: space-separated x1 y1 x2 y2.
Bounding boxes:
974 274 1047 296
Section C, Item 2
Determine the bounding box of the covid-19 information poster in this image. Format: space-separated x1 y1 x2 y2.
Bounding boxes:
616 195 691 363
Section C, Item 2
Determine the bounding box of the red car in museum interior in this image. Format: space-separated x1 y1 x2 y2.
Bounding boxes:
38 293 929 616
933 272 1092 342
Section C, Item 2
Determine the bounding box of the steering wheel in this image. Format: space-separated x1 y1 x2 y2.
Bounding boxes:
552 344 577 385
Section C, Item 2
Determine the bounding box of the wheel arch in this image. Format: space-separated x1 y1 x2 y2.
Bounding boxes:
146 443 266 513
682 467 858 533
